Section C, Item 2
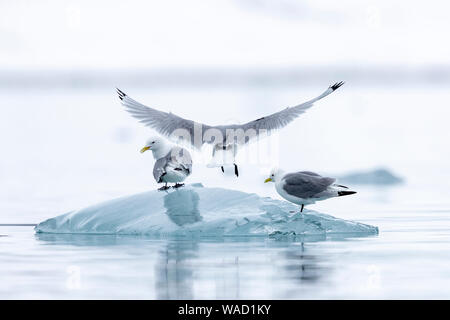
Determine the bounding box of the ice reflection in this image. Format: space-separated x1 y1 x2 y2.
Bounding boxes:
32 230 343 299
35 232 125 246
152 239 248 299
163 189 202 226
152 238 329 299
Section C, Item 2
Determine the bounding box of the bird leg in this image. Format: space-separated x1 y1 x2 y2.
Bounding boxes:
173 183 185 189
300 204 304 212
221 166 224 173
234 164 239 177
158 183 170 191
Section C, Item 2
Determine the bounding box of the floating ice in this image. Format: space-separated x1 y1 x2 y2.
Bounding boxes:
35 184 378 239
338 168 403 185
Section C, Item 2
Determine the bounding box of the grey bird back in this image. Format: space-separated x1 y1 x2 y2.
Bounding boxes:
153 146 193 182
168 146 193 173
283 171 336 198
153 157 168 182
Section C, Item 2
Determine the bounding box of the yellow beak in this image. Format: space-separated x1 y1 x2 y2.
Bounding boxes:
264 178 272 183
140 146 151 153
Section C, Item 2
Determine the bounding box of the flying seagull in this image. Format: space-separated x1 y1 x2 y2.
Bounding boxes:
264 168 356 213
117 81 344 177
140 136 192 190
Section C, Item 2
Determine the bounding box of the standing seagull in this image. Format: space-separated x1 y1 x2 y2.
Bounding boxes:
117 82 344 177
264 168 356 213
140 136 192 190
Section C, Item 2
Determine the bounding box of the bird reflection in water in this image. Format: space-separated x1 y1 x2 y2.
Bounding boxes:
285 243 321 282
156 189 202 299
154 240 199 299
280 242 330 295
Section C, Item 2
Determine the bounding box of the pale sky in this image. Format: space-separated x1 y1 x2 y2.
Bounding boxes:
0 0 449 70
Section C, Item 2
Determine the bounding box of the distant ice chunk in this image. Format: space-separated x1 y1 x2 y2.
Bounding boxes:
35 184 378 239
338 168 403 185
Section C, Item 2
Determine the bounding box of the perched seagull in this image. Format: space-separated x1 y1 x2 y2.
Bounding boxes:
117 82 344 177
264 168 356 213
140 136 192 190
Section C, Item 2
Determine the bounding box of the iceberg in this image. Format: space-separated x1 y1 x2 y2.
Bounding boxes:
338 168 403 185
35 184 378 239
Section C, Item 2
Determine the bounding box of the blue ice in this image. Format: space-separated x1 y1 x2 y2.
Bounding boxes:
35 184 378 238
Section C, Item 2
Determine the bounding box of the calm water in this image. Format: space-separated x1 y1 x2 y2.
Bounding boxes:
1 198 450 299
1 86 449 299
2 182 450 299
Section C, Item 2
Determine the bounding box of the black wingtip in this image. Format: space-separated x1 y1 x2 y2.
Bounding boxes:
116 88 126 101
330 81 345 91
338 190 356 196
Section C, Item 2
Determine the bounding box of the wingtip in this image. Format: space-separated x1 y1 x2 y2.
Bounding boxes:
116 88 126 101
330 81 345 91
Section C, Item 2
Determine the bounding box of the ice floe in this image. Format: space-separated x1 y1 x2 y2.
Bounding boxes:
35 184 378 239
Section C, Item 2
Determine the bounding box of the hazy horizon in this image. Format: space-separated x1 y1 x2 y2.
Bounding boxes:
2 0 450 71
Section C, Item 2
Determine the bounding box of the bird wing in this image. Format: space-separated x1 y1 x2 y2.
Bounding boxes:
153 157 168 182
117 81 343 147
282 172 336 199
117 89 211 149
168 146 193 173
237 82 344 143
297 171 321 177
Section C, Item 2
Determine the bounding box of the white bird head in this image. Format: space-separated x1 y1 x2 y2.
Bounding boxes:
264 167 284 183
140 136 171 158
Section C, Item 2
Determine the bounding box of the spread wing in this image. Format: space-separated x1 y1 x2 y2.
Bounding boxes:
117 81 343 147
117 89 211 149
239 82 344 137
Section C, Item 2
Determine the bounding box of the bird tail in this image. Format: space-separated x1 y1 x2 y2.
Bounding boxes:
338 190 357 197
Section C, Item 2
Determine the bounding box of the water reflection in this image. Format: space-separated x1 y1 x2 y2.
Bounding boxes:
31 227 336 299
163 189 202 226
282 243 324 283
35 232 126 246
152 238 328 299
153 239 246 299
154 240 199 299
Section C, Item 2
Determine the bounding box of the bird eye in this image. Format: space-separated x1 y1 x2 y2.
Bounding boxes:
152 141 155 144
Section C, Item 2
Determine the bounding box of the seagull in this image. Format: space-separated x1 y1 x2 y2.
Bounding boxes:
264 168 356 213
140 136 192 190
117 81 344 177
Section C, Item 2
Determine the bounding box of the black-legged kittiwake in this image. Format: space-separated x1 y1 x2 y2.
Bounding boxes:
140 136 192 190
117 82 344 177
264 168 356 213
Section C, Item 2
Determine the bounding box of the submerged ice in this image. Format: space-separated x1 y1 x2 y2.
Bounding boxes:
35 184 378 238
338 168 403 185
